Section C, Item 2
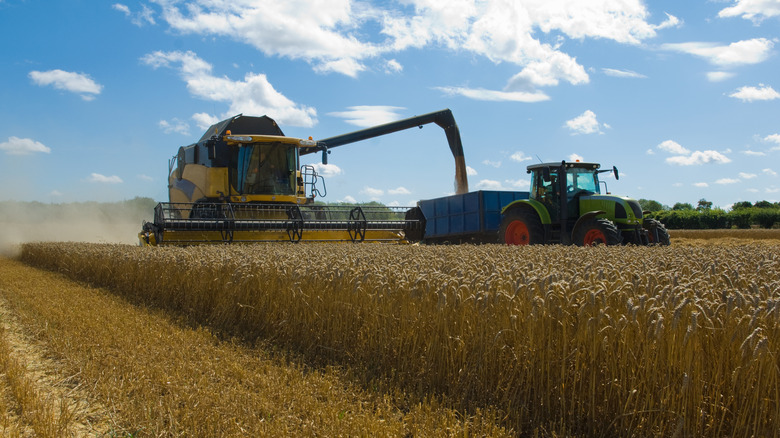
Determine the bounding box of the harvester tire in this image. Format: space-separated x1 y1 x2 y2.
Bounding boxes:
644 219 671 246
574 218 622 246
500 209 544 245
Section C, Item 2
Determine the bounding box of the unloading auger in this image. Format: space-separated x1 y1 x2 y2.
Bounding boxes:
139 109 468 245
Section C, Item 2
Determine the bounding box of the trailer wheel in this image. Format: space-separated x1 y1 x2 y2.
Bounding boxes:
403 207 426 242
574 218 622 246
500 209 544 245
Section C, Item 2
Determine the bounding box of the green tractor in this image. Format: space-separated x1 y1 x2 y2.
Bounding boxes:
500 161 670 246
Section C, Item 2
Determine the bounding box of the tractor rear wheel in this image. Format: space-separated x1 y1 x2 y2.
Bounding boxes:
644 219 671 245
574 218 622 246
500 209 544 245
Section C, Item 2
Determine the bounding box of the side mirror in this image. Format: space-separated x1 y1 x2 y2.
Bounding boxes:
613 166 619 180
321 148 329 165
542 167 551 182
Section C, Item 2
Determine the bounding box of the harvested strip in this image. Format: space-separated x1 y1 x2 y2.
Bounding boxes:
0 295 112 437
0 344 27 437
0 257 508 436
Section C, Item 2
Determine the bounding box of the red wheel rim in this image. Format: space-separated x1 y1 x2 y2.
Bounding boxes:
583 229 607 246
505 221 530 245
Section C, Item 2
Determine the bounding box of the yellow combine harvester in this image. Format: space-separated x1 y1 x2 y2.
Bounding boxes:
140 109 468 245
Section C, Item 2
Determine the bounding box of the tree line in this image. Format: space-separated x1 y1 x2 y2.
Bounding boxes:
640 199 780 229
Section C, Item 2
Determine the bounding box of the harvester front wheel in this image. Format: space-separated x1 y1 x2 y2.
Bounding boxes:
574 218 622 246
644 219 671 245
500 209 544 245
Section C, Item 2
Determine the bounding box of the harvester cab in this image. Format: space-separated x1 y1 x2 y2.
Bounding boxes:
500 161 670 246
140 109 468 246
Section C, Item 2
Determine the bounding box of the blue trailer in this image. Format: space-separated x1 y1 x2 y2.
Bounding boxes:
417 190 529 243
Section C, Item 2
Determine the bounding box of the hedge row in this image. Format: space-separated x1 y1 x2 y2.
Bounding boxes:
648 208 780 229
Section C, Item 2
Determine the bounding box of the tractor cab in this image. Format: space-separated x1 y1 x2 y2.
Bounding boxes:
528 162 614 220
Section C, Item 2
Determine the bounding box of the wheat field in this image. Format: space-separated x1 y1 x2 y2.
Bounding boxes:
3 239 779 436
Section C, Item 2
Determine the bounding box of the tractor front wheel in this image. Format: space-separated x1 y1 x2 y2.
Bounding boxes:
500 209 544 245
574 218 622 246
644 219 671 245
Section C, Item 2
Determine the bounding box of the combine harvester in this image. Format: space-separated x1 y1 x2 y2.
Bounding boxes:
140 109 669 246
140 109 468 245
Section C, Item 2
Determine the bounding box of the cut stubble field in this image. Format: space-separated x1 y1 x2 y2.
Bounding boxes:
1 232 779 437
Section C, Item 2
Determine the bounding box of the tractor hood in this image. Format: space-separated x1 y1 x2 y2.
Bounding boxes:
580 194 644 224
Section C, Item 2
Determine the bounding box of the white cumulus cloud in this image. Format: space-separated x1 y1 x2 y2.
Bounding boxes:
729 84 780 102
388 0 669 98
466 166 478 176
436 86 550 103
475 179 504 190
141 50 317 127
565 110 605 135
706 71 736 82
666 150 732 165
658 140 690 155
661 38 774 67
385 59 403 73
718 0 780 22
510 151 532 162
312 163 342 178
29 69 102 100
0 136 51 155
192 112 220 130
716 178 740 184
505 178 530 190
328 106 405 127
360 186 384 197
602 68 647 78
88 173 123 184
658 140 731 166
388 186 411 195
152 0 378 77
765 134 780 145
113 3 155 26
159 118 190 135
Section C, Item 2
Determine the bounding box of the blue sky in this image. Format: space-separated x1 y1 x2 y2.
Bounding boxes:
1 0 779 209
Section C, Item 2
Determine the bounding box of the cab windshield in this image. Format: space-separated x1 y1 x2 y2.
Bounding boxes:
236 142 297 195
566 168 599 196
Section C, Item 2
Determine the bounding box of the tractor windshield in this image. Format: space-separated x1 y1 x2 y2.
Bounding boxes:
566 168 599 197
236 142 297 195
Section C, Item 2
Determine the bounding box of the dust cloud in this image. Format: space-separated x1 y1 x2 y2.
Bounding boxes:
0 197 156 257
